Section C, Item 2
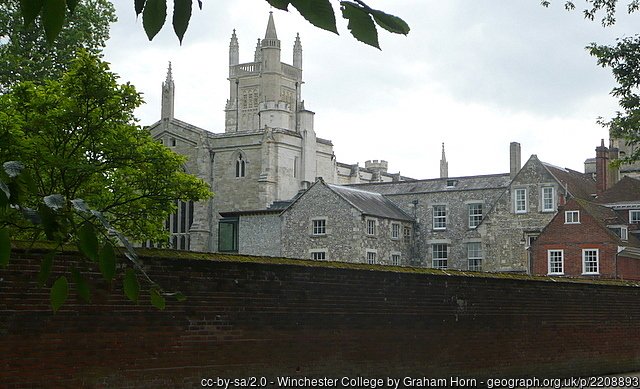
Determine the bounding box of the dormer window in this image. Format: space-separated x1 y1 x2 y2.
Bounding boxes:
446 179 457 188
564 210 580 224
609 225 629 241
235 155 246 178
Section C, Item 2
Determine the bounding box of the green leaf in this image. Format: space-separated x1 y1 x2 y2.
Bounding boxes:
142 0 167 41
78 222 99 262
174 291 187 302
37 252 55 287
44 194 65 211
172 0 192 44
369 9 410 35
265 0 290 10
99 241 116 282
135 0 146 16
71 267 91 303
3 161 24 178
123 268 140 303
341 2 379 49
19 0 44 27
42 0 67 44
0 228 10 267
291 0 338 34
150 288 166 310
50 276 68 313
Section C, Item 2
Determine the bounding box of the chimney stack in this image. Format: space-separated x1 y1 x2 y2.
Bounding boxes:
510 142 521 179
595 139 609 195
607 142 620 189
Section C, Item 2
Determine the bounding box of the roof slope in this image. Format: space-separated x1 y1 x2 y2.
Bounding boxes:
327 184 413 221
575 199 640 247
346 174 512 196
595 176 640 204
542 163 596 200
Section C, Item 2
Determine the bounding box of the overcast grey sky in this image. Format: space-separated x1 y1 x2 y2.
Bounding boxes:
103 0 638 179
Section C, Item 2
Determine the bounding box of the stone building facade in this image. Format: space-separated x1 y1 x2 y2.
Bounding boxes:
148 13 409 252
146 13 636 276
279 180 414 264
350 145 597 273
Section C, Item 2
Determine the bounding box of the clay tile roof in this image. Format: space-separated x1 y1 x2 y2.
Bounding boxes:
542 163 597 200
327 184 413 222
575 198 640 247
595 176 640 204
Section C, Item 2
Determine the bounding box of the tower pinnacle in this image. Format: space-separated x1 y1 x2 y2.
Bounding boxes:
293 32 302 69
262 11 280 49
161 62 175 120
229 29 239 66
440 142 448 179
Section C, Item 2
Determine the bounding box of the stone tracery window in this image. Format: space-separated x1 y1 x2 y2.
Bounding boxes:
235 154 246 178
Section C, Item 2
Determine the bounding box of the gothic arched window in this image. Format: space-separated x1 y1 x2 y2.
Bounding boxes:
235 155 246 178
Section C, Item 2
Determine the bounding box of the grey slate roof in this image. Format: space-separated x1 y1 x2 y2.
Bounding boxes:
346 173 512 195
326 184 413 221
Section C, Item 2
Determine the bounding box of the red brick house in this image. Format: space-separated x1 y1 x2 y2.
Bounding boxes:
531 197 640 280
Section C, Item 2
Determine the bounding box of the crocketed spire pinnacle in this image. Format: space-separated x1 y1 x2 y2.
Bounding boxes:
165 62 173 84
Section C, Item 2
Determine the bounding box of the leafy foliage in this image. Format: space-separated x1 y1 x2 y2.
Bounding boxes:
18 0 409 49
0 51 211 310
1 51 211 242
541 0 640 25
589 37 640 164
0 0 116 92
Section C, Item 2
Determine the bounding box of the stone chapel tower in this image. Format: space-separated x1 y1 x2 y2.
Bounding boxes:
224 12 307 134
148 13 343 252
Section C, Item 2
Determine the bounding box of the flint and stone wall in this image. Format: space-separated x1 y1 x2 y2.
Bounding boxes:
2 248 640 388
281 184 412 264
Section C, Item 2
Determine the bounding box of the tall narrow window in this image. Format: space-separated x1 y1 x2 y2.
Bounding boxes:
542 187 555 212
391 223 400 239
403 226 411 243
391 253 401 266
468 203 483 228
432 244 448 269
218 218 239 252
366 250 377 264
235 155 246 178
433 205 447 230
548 250 564 275
514 188 527 213
467 242 482 271
366 219 377 236
582 249 599 275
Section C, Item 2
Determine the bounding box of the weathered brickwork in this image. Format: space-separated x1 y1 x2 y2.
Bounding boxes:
532 199 640 279
3 249 640 387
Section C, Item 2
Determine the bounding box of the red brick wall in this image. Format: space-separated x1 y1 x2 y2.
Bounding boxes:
532 203 626 278
617 255 640 281
2 248 640 388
